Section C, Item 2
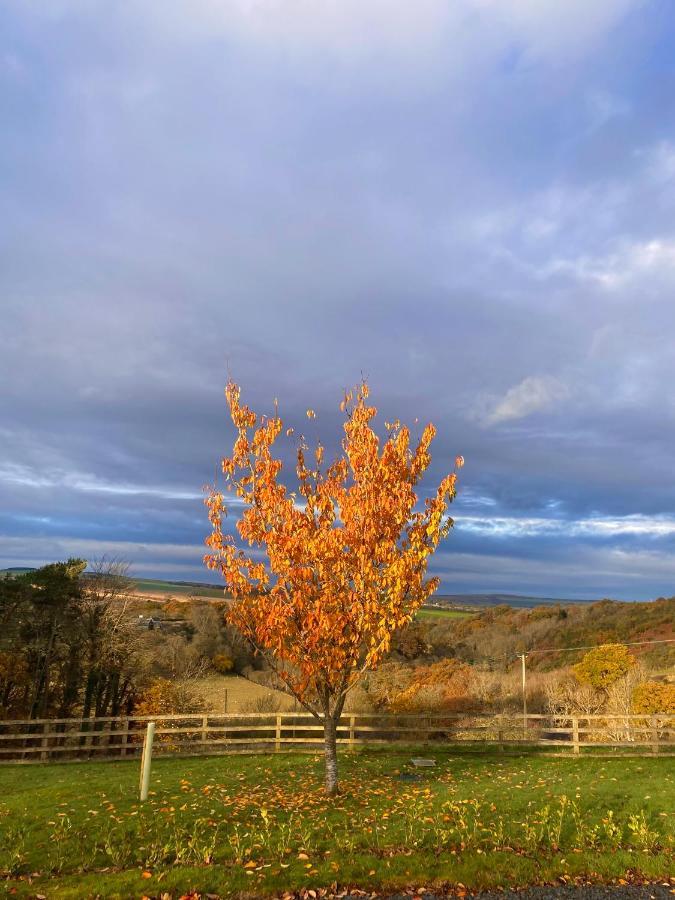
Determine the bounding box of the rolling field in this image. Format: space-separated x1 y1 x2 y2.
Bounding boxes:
417 607 474 620
1 750 672 898
131 578 227 599
197 674 295 712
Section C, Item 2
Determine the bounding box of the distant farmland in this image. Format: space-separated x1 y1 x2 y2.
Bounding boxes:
417 607 473 620
130 578 227 600
197 674 295 712
130 584 473 613
2 570 228 600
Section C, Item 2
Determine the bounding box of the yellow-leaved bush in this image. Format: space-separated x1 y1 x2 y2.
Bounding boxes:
632 681 675 714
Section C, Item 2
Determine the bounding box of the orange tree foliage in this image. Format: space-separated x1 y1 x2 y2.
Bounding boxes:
573 643 636 691
205 380 462 793
389 659 474 713
632 681 675 714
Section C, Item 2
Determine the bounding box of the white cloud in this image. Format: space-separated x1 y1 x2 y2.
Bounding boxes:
0 463 203 501
458 513 675 538
484 375 569 426
0 535 208 576
14 0 641 70
585 89 630 129
474 0 643 62
469 138 675 289
163 0 642 63
640 140 675 185
558 239 675 289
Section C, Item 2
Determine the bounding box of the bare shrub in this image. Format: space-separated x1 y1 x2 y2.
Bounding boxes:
545 676 605 720
133 677 211 716
343 684 375 713
241 693 283 713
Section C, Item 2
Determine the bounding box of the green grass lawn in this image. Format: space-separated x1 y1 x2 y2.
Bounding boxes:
1 750 672 898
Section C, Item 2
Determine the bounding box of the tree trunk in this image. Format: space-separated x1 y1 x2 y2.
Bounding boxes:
323 716 339 795
82 671 97 721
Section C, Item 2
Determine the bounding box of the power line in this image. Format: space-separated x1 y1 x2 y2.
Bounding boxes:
453 638 675 668
522 638 675 656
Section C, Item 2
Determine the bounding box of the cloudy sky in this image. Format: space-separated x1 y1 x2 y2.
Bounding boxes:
2 0 675 600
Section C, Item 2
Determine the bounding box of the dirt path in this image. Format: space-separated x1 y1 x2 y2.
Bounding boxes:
345 886 674 900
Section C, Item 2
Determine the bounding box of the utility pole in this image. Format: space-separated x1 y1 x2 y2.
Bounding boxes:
520 653 527 739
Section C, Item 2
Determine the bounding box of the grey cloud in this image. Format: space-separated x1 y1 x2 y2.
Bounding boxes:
1 0 674 598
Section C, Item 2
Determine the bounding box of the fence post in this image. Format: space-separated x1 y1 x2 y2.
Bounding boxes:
349 715 355 751
84 717 93 753
201 714 209 749
497 729 504 753
120 718 129 758
275 714 281 752
650 716 659 756
572 717 580 755
139 722 155 802
106 718 115 757
521 653 528 739
40 721 50 761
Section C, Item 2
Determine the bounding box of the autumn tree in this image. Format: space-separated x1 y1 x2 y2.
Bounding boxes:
573 644 636 692
79 558 142 720
205 381 462 794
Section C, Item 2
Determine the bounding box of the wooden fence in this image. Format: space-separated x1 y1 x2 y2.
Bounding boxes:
0 712 673 763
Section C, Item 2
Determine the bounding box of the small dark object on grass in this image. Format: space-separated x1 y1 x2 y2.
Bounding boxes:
396 772 423 782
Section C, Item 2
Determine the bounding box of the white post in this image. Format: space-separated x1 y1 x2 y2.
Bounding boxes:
521 653 527 739
139 721 155 802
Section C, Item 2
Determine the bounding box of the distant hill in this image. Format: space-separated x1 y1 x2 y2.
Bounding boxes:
425 596 675 671
0 569 659 612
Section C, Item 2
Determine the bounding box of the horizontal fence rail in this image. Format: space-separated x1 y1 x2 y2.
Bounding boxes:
0 712 673 763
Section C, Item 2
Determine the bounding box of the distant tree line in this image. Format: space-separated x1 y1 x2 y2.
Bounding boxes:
0 559 143 719
1 560 673 722
0 559 253 720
